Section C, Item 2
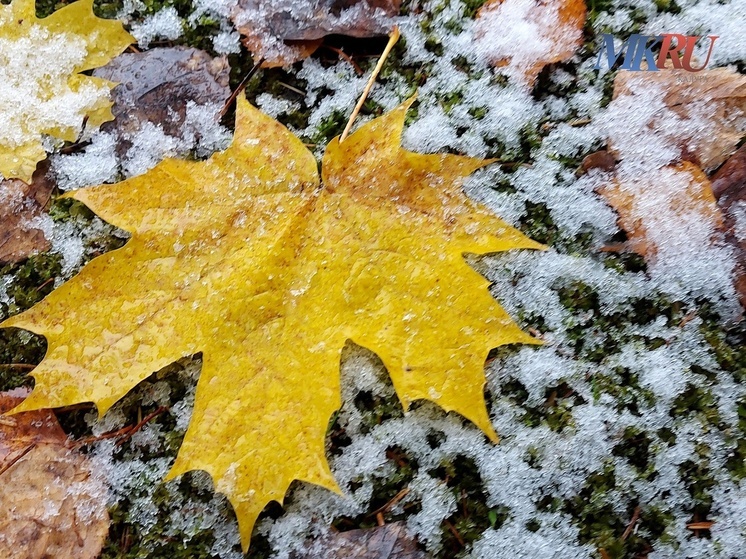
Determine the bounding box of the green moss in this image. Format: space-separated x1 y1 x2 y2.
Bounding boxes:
612 427 652 472
1 253 62 315
353 390 406 434
430 455 500 558
311 110 347 146
499 380 580 432
670 385 721 426
699 318 746 383
438 90 464 115
462 0 490 19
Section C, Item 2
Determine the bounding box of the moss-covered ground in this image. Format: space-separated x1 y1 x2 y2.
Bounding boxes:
1 0 744 558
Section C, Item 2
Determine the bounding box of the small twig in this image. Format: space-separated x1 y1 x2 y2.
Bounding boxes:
54 402 95 414
622 506 641 540
678 310 698 328
443 519 465 547
277 81 307 96
0 442 35 477
598 242 628 253
569 118 592 126
376 512 385 526
220 58 265 118
59 140 90 154
36 277 54 292
74 406 167 448
0 363 36 370
527 327 545 340
368 487 411 517
339 26 400 143
323 45 363 75
686 521 714 530
599 549 611 559
115 406 166 447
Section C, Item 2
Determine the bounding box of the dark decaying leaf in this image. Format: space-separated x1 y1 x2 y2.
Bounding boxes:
293 522 429 559
0 161 54 265
711 144 746 307
231 0 401 67
93 46 230 150
577 150 617 176
0 389 109 559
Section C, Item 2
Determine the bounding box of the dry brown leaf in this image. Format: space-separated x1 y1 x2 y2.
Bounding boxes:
475 0 586 85
597 161 723 259
294 522 428 559
231 0 401 67
612 68 746 171
0 161 54 265
93 47 231 152
0 389 109 559
711 144 746 307
577 149 617 176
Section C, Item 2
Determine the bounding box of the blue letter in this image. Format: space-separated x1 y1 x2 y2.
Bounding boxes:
620 34 662 71
595 34 629 70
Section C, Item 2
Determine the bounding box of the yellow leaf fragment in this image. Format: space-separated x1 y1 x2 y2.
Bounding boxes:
0 0 132 181
1 96 541 550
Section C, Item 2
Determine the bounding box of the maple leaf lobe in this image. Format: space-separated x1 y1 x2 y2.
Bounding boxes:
1 96 541 551
0 0 132 181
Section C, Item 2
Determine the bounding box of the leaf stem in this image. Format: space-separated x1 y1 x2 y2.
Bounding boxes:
340 26 400 143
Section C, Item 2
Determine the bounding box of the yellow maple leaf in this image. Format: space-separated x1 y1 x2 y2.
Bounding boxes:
0 0 132 182
1 96 542 550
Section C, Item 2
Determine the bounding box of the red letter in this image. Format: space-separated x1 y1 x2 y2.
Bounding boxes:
656 33 687 69
682 35 719 72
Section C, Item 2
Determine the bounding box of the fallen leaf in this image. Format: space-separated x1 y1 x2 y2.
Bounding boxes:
577 149 617 176
0 0 133 182
598 161 724 259
231 0 401 67
711 144 746 306
0 161 54 264
294 522 428 559
0 96 542 551
0 388 109 559
93 46 231 152
475 0 586 85
611 67 746 172
595 65 745 306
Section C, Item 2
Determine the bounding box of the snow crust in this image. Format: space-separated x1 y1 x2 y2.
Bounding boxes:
0 25 108 165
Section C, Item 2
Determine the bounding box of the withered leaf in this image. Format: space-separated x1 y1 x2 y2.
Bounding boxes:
0 389 109 559
0 161 54 265
711 144 746 307
475 0 586 85
598 161 724 259
93 47 231 151
577 149 617 176
231 0 401 67
294 522 428 559
612 67 746 171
